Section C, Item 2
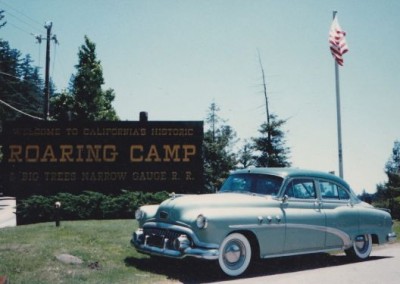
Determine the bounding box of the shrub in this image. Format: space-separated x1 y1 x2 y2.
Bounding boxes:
16 190 169 225
373 197 400 220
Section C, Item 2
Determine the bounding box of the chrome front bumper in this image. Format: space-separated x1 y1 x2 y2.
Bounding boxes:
131 226 219 260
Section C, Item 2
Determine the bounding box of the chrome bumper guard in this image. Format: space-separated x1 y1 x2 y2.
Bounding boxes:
131 228 219 260
387 232 397 243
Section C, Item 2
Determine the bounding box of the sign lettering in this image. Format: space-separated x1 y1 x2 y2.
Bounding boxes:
0 121 204 197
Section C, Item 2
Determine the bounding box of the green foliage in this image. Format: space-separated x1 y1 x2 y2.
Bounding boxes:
0 39 44 120
252 113 291 167
237 140 255 168
51 36 118 121
0 10 6 29
203 102 238 192
374 140 400 219
16 190 169 225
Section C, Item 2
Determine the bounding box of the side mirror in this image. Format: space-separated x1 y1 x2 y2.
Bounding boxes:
282 194 289 204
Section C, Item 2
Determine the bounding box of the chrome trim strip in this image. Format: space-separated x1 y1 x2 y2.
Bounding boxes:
286 223 352 248
229 223 284 229
229 223 352 247
261 247 344 259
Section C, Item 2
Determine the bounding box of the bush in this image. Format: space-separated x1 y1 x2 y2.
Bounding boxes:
16 190 170 225
373 197 400 220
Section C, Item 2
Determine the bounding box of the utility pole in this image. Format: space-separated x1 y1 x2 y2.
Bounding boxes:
43 21 52 120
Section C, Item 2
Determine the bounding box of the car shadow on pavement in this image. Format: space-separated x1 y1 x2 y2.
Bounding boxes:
125 253 391 283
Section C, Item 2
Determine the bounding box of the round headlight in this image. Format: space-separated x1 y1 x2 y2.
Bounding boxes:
135 208 144 220
196 214 208 229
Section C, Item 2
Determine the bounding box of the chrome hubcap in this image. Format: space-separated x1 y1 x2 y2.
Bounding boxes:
225 243 241 263
223 240 245 267
355 235 369 253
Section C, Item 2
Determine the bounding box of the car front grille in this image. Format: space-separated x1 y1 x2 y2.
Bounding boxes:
143 228 188 250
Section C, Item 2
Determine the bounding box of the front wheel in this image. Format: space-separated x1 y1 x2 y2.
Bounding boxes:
345 234 372 260
218 233 252 277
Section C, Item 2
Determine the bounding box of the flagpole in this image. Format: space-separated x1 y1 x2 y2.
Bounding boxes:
333 11 344 178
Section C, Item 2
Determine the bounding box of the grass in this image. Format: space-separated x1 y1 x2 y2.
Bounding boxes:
0 219 399 283
0 220 176 284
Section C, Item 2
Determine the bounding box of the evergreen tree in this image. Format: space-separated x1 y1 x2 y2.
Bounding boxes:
252 114 291 167
19 55 44 117
253 53 291 168
51 36 118 121
237 140 255 169
0 10 6 29
0 40 44 120
203 102 237 192
375 140 400 218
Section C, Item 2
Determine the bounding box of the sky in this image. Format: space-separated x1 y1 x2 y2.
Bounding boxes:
1 0 399 194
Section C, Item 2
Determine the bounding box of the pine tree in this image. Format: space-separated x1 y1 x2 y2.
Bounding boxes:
51 36 118 121
252 114 291 167
203 102 237 192
237 140 255 169
0 40 43 120
0 10 6 29
376 140 400 218
252 52 291 168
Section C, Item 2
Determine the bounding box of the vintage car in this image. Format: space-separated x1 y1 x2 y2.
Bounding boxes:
132 168 396 277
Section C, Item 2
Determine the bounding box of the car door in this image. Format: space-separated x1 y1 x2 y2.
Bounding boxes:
319 179 357 249
282 178 326 253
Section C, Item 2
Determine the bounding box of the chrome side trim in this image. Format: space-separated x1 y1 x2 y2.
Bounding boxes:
229 222 352 248
229 223 284 229
261 247 344 259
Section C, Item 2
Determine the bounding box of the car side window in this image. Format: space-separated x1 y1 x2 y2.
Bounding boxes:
285 178 316 199
320 180 350 200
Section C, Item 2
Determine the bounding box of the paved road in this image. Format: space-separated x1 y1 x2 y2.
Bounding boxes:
212 243 400 284
0 197 16 228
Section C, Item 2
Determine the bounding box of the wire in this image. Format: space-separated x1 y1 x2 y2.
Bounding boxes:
0 98 44 120
0 71 43 92
0 0 43 29
51 39 57 79
2 20 34 36
0 70 20 81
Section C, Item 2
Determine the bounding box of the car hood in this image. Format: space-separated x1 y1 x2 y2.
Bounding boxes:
155 192 277 224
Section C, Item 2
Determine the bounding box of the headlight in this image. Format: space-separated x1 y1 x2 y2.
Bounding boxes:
196 214 208 229
135 208 144 220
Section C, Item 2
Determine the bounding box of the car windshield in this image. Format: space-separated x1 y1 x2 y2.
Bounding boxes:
219 174 283 196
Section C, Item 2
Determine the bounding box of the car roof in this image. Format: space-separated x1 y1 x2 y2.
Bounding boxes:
232 167 351 189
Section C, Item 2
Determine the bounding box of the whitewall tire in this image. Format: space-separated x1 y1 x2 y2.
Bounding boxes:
345 234 372 260
218 233 252 277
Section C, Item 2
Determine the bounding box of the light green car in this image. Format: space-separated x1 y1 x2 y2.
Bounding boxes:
132 168 396 277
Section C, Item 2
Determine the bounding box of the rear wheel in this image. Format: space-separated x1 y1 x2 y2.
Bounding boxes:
218 233 252 277
345 234 372 260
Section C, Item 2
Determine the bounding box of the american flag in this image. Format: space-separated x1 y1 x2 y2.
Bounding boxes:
329 16 348 66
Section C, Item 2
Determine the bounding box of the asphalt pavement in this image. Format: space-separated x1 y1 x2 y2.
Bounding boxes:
0 196 16 228
212 244 400 284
